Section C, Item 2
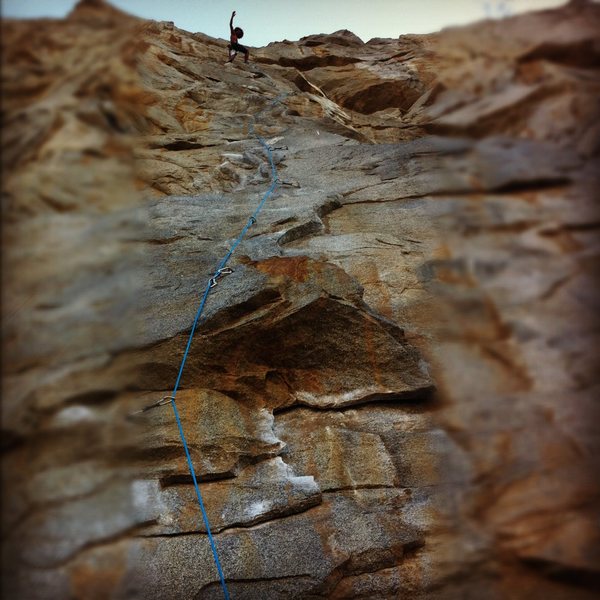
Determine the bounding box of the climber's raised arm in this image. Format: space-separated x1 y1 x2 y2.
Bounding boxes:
226 10 249 64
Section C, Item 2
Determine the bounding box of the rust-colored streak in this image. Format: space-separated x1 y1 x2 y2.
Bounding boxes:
363 315 384 389
69 544 128 599
255 256 311 282
292 369 326 396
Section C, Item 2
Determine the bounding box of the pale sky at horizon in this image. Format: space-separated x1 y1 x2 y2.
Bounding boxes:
2 0 570 46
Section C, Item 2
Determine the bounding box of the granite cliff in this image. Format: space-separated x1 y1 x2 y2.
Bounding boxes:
2 0 599 598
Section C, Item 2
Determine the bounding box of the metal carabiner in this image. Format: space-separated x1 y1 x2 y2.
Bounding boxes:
156 395 175 407
210 267 233 288
127 395 175 419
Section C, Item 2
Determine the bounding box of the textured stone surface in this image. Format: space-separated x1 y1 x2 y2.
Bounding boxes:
2 0 599 598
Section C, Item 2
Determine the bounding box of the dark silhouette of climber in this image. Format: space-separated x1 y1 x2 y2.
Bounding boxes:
227 10 249 63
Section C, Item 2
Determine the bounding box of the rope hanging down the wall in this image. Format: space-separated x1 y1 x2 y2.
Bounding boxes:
150 92 288 600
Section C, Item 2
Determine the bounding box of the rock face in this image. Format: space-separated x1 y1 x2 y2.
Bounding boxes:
2 0 599 598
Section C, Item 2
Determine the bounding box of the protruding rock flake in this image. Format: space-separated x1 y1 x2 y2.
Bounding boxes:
2 0 599 598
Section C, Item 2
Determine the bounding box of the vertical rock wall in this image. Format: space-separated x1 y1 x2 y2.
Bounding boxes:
2 0 599 598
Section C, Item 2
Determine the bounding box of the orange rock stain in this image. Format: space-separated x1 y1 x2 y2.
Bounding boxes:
255 256 312 282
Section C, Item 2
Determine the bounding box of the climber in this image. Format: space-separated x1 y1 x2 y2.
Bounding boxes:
227 10 249 63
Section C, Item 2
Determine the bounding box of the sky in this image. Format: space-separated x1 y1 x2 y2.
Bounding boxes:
2 0 570 46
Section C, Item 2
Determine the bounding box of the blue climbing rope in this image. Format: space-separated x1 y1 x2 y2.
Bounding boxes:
167 92 288 600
